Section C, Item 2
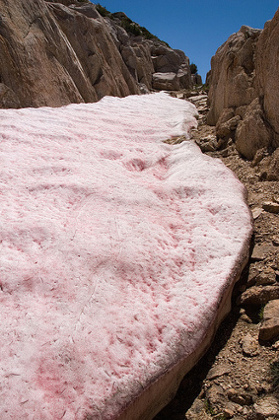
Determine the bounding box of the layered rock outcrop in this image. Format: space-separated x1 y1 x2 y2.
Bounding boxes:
0 0 193 108
207 8 279 164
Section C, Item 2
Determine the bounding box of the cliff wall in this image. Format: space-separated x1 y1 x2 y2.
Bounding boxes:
207 7 279 167
0 0 193 108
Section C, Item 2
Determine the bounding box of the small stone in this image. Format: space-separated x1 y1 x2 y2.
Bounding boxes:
224 407 235 418
250 244 274 261
207 365 231 380
262 201 279 213
206 383 228 411
272 236 279 246
256 267 276 286
272 340 279 350
240 333 260 357
251 207 263 220
240 312 253 323
199 141 216 152
228 388 253 406
247 265 260 286
238 285 279 306
259 299 279 341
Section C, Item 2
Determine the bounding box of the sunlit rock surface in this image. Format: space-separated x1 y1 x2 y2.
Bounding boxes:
0 93 252 419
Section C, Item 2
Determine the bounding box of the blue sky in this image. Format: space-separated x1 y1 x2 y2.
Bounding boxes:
92 1 278 83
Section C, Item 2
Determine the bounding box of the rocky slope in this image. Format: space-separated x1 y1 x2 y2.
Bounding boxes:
155 91 279 420
207 7 279 173
0 0 194 108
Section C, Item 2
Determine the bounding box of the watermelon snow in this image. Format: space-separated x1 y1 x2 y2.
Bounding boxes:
0 93 252 419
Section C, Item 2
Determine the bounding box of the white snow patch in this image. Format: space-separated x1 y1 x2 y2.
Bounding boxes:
0 93 251 419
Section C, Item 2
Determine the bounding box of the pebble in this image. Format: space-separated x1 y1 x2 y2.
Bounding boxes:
240 333 260 357
207 365 231 380
252 207 263 219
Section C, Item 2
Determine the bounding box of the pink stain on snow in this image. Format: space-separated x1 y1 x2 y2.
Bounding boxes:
0 93 252 419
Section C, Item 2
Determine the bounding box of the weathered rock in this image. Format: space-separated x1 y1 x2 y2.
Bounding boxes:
191 74 202 85
255 267 276 286
262 201 279 213
208 9 279 160
253 396 279 417
227 388 253 405
250 243 274 261
259 299 279 341
217 115 241 139
0 84 20 109
238 285 279 306
0 0 193 108
207 365 231 380
240 333 260 357
260 148 279 181
152 72 180 91
235 98 270 160
207 383 227 408
0 0 140 107
251 207 263 220
251 147 269 167
207 25 261 125
256 9 279 150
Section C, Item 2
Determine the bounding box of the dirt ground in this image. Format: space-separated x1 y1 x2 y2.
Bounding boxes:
154 92 279 420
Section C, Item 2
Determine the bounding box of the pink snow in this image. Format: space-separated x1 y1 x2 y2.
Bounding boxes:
0 93 252 419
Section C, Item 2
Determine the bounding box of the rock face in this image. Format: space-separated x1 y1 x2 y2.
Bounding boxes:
105 12 192 92
0 0 192 108
207 8 279 162
207 25 261 126
255 14 279 150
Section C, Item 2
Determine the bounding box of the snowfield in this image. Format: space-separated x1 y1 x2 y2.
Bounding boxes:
0 93 252 419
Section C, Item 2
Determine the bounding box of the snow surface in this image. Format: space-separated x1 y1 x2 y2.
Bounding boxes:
0 93 252 419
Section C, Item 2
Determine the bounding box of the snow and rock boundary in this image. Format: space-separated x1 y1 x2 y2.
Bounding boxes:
0 93 252 419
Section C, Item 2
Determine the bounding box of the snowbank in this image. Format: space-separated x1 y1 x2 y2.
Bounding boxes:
0 93 252 419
